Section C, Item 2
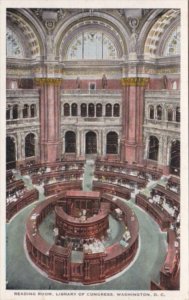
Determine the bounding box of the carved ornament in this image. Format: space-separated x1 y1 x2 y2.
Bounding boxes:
34 78 62 86
121 77 149 87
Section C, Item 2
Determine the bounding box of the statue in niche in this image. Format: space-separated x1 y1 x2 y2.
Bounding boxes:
76 77 81 89
102 74 108 89
171 80 177 90
162 75 168 89
129 31 138 53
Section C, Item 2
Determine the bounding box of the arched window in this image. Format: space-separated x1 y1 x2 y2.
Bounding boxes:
167 108 173 121
96 103 102 117
25 133 35 158
176 107 180 122
106 132 118 154
6 105 11 120
113 104 120 117
81 103 87 117
105 104 112 117
67 31 118 60
65 131 76 153
88 103 95 117
12 104 18 119
71 103 77 116
164 26 180 56
23 104 29 118
148 136 159 161
30 104 36 118
6 136 16 169
170 140 180 175
64 103 70 116
157 105 162 120
149 105 154 119
86 131 97 154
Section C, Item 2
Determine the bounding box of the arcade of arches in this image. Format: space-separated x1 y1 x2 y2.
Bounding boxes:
6 8 181 290
6 9 180 175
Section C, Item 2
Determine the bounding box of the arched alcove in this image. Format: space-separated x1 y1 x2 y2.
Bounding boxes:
25 133 35 158
170 140 180 175
65 131 76 153
148 136 159 161
106 132 118 154
86 131 97 154
6 136 16 169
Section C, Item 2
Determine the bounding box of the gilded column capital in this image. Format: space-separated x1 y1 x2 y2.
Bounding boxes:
34 78 63 86
121 77 149 87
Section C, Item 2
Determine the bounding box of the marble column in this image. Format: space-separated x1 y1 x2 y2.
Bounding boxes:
36 78 62 163
100 129 105 156
80 131 85 156
76 130 80 157
121 77 149 164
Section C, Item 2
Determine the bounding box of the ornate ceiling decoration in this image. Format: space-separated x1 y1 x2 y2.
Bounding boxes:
6 28 24 58
7 10 41 57
144 9 180 58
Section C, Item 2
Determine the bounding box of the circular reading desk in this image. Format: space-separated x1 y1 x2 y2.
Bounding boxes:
26 189 139 285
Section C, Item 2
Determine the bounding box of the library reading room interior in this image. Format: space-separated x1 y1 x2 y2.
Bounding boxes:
6 8 180 290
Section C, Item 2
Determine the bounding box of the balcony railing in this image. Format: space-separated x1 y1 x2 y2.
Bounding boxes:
62 89 122 95
145 119 180 129
6 89 39 97
145 90 180 97
6 118 39 126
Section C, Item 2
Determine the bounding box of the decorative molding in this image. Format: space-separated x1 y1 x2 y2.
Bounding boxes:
34 78 62 86
121 77 149 87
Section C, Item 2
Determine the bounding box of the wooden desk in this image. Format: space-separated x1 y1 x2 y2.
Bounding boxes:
31 170 83 185
55 202 109 239
94 170 146 188
93 181 131 200
136 193 173 231
160 229 180 289
6 170 14 184
95 161 162 180
20 161 85 176
6 189 39 222
151 229 180 290
152 184 180 208
44 180 82 196
6 179 25 196
168 176 180 186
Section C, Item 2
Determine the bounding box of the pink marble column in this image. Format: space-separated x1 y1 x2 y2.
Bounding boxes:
122 78 148 164
37 78 62 163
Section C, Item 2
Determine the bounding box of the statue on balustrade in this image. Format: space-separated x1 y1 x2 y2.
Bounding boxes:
102 74 108 89
162 75 168 89
76 77 81 89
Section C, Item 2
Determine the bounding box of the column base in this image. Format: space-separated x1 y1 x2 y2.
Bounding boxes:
124 143 137 164
40 141 61 163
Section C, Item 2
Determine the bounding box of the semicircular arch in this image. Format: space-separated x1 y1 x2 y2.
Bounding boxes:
7 9 46 58
54 12 130 60
143 9 180 58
